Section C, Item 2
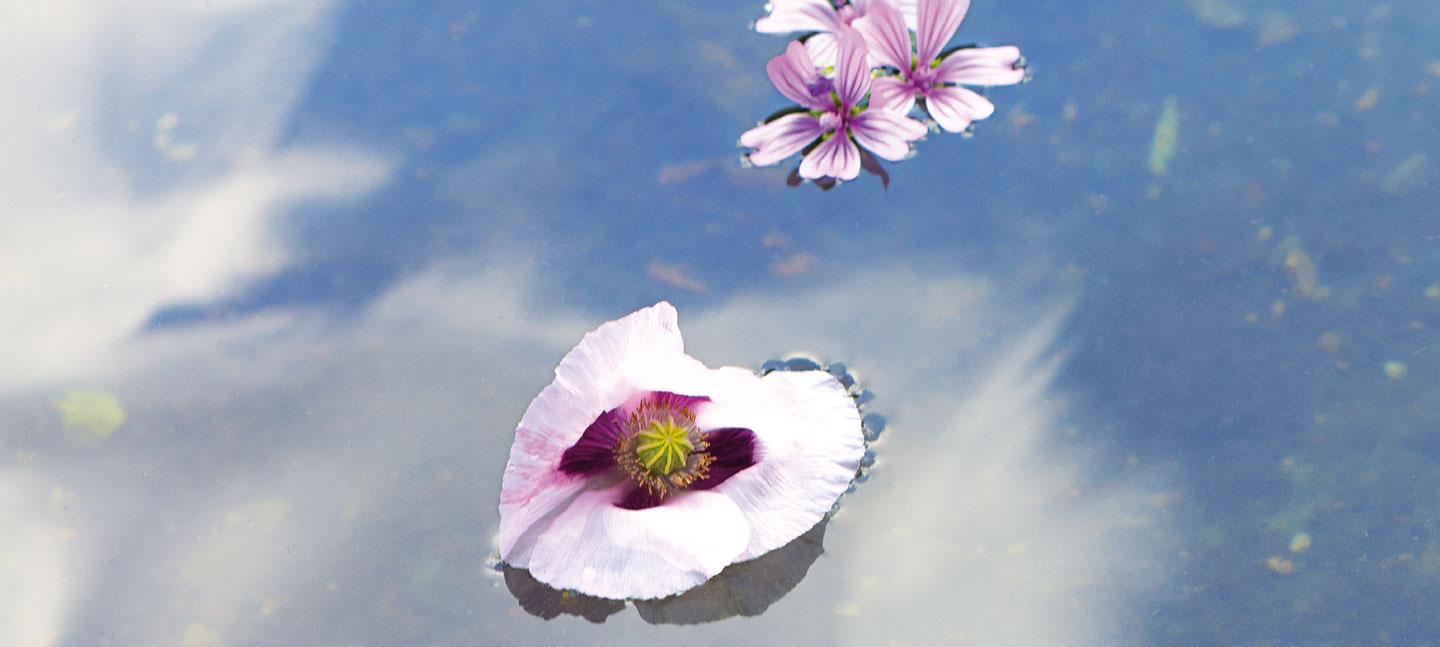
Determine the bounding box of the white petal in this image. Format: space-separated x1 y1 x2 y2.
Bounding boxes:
804 33 839 69
926 85 994 133
695 370 864 561
528 487 751 600
498 302 705 561
755 0 845 34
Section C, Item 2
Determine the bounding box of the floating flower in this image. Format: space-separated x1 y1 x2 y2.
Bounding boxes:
755 0 919 66
740 27 927 181
497 303 864 600
855 0 1026 132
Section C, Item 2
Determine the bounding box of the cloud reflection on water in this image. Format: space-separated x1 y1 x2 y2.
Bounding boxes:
3 255 1171 645
0 0 389 395
1 2 1169 644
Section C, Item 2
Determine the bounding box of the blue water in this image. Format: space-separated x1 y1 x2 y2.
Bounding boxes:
3 1 1439 645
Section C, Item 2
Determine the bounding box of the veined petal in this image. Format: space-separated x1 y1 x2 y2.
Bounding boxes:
755 0 845 34
499 303 700 563
799 132 862 180
936 45 1025 86
766 41 834 111
528 487 750 600
694 370 863 561
832 27 873 110
870 75 918 115
741 113 825 167
803 32 839 70
853 0 912 72
893 0 920 30
916 0 970 65
925 84 994 132
851 109 927 161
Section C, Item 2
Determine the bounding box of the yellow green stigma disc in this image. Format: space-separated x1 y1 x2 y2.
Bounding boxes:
635 418 693 476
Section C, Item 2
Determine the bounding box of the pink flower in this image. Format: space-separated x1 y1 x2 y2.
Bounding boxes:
754 0 918 67
497 303 864 600
740 28 927 181
855 0 1026 132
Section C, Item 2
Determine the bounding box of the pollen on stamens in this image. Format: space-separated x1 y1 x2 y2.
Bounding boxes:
613 398 715 501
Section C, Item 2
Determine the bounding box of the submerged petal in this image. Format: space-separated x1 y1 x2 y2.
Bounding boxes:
925 84 994 132
755 0 845 34
694 370 864 561
915 0 970 65
740 113 825 167
936 45 1026 86
853 0 912 71
765 41 834 111
851 109 927 161
528 488 750 600
799 133 862 181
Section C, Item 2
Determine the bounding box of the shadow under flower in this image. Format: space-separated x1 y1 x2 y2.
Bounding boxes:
502 520 829 625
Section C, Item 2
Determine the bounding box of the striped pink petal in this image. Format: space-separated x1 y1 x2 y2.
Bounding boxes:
832 27 873 110
925 84 994 132
936 45 1026 86
853 0 912 71
800 133 862 180
740 113 826 167
851 109 928 161
754 0 845 34
915 0 970 65
870 75 919 115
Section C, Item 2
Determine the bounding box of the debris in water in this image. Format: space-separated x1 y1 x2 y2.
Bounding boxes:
1187 0 1246 29
1255 11 1301 47
647 262 709 293
1148 96 1179 175
1383 153 1429 195
52 389 126 446
1354 86 1380 112
1265 555 1297 575
771 252 815 277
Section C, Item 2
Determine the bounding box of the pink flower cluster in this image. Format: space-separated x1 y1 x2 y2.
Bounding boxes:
742 0 1027 183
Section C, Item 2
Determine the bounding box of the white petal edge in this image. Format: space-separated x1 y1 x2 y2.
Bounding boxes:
498 302 705 562
804 33 840 70
695 369 864 561
528 487 751 600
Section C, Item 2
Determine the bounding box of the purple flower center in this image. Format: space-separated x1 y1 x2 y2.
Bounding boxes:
805 76 836 101
558 391 758 510
905 65 940 94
